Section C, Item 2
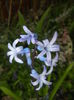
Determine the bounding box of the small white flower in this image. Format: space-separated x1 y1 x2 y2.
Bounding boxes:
7 39 23 63
38 53 59 75
19 26 37 45
46 53 59 75
45 53 58 66
30 65 52 90
36 32 60 64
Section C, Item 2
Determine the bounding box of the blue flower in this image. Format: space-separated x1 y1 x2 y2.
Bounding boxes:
30 65 52 90
7 39 24 63
36 32 60 64
38 53 59 74
46 53 59 75
7 39 32 66
19 26 38 45
45 53 58 67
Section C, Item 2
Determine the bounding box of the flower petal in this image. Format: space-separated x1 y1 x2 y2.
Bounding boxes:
31 37 35 44
46 52 51 62
39 56 46 61
45 60 51 66
52 53 58 66
20 35 28 38
30 69 39 79
27 57 32 65
23 26 32 35
25 51 32 65
36 41 43 47
36 81 43 91
13 39 19 48
27 38 31 45
51 45 60 51
7 51 13 56
9 55 14 63
42 65 47 75
19 35 29 42
25 52 30 58
31 80 39 86
37 46 43 51
8 43 14 51
14 56 23 64
43 79 52 85
46 66 53 75
16 46 23 53
21 48 30 54
49 45 59 52
49 31 58 45
43 39 49 47
37 50 46 59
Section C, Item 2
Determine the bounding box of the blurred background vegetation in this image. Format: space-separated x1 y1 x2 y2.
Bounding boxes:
0 0 74 100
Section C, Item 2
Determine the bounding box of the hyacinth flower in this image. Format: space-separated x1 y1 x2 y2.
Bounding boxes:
46 53 59 75
20 48 32 66
37 53 59 75
45 52 58 67
7 39 24 63
19 26 38 45
39 52 58 66
30 65 52 90
7 39 32 66
36 32 60 64
7 25 60 91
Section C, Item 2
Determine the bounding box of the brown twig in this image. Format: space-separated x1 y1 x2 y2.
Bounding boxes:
8 0 12 26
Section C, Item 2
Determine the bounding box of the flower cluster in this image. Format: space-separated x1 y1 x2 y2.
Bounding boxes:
7 26 60 91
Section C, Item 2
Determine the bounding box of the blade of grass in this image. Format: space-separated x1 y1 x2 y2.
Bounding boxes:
49 62 74 100
0 86 21 100
18 11 26 26
35 7 51 34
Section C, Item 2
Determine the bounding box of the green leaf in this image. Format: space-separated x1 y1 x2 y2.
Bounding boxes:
49 62 74 100
35 7 51 34
18 11 26 26
0 85 21 100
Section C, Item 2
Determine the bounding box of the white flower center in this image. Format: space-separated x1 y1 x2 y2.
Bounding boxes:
12 47 22 56
39 75 46 82
12 48 17 56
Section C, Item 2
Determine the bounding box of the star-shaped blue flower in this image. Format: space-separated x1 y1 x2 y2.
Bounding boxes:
19 26 38 45
30 65 52 90
36 32 60 65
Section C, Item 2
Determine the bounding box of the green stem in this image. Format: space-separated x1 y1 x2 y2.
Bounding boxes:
49 62 74 100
